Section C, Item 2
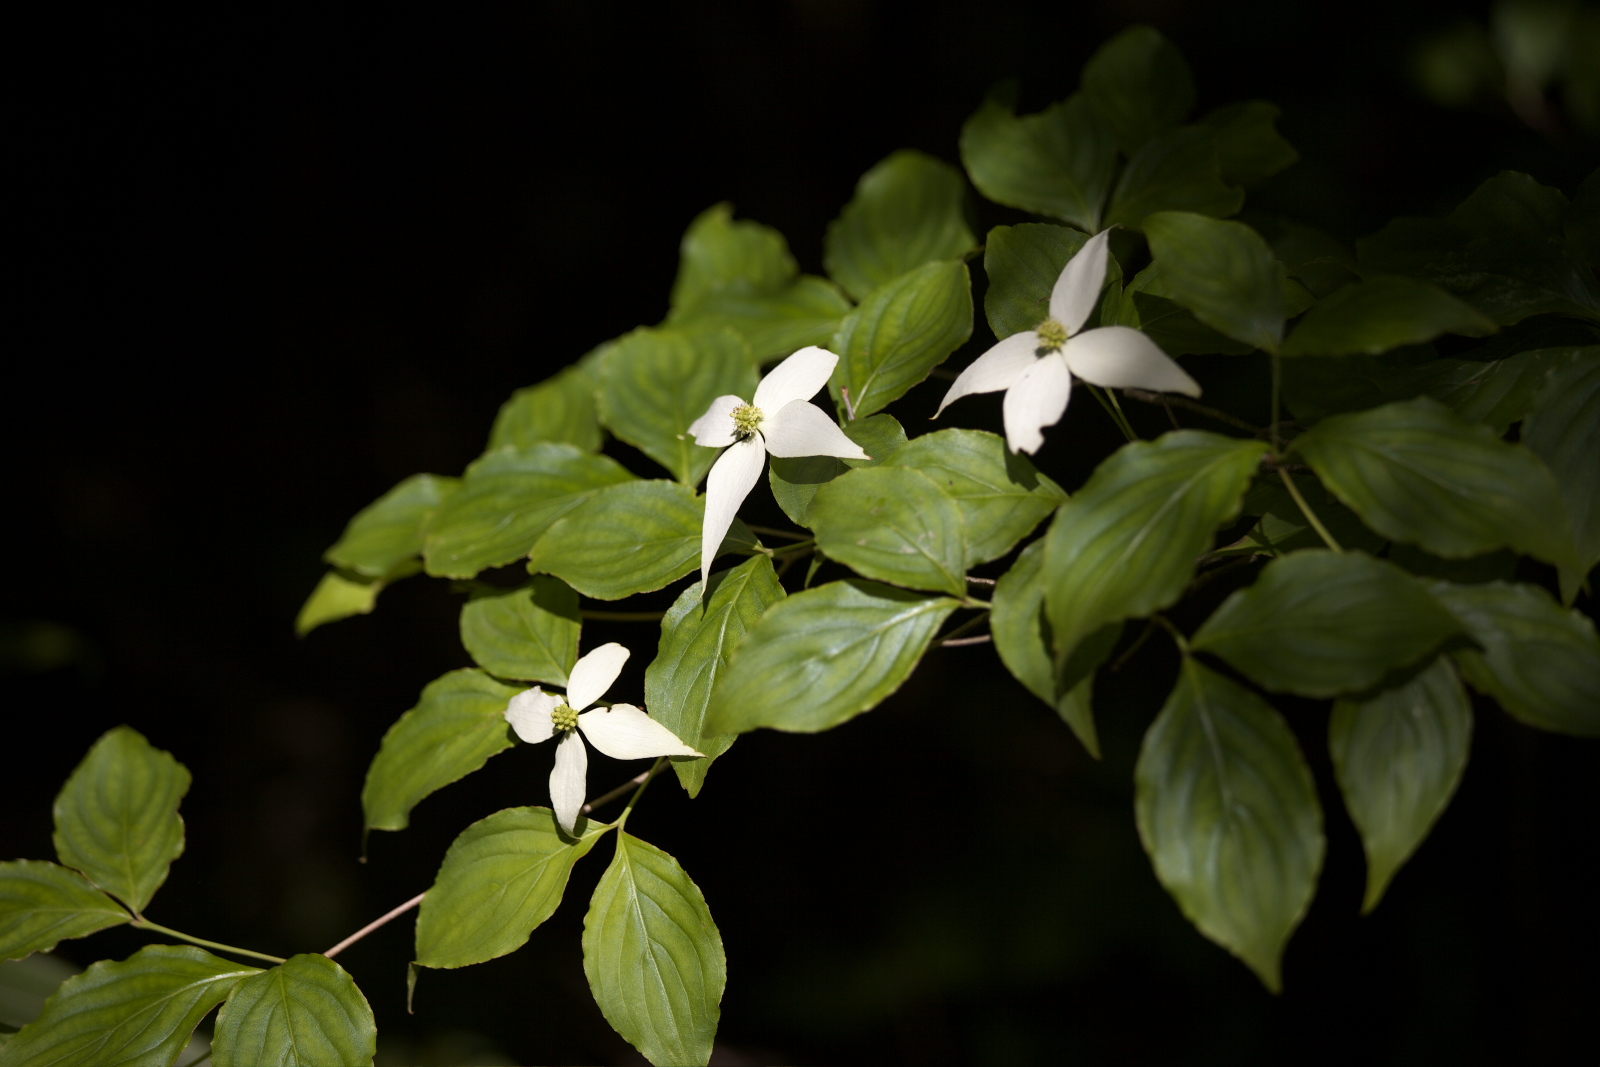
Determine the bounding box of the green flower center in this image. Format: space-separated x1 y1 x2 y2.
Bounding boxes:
731 403 764 438
1035 318 1069 352
551 704 579 733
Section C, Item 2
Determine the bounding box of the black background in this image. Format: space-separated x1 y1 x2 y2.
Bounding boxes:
5 1 1597 1064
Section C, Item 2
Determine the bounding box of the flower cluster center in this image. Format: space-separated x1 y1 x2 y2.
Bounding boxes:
551 704 579 733
1035 318 1070 352
731 403 765 438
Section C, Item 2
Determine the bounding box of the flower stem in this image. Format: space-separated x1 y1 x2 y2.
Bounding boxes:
1277 468 1343 553
1123 389 1264 436
1150 614 1191 655
1105 388 1141 441
745 524 811 541
581 609 666 622
615 758 667 828
130 919 287 965
769 539 816 557
323 893 426 959
1087 385 1138 442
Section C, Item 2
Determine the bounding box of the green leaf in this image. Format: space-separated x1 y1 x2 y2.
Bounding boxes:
1429 581 1600 737
295 570 386 637
668 203 797 315
488 363 604 453
705 580 958 735
415 807 609 969
829 260 973 419
211 954 375 1067
596 325 757 484
645 556 786 797
361 669 523 832
1142 212 1283 352
526 480 706 601
824 150 976 302
1329 658 1472 913
459 575 580 685
982 223 1121 340
0 945 256 1067
325 473 460 578
1081 25 1195 155
1282 276 1497 356
1104 126 1244 231
885 428 1066 566
674 275 853 362
423 443 635 579
959 94 1117 232
0 861 127 961
1229 476 1386 557
584 832 725 1067
1200 101 1298 185
1522 347 1600 597
768 414 906 525
1042 431 1267 668
1254 217 1360 298
1291 397 1577 570
809 467 967 595
1135 660 1324 992
1112 261 1254 356
1191 550 1464 697
52 727 189 915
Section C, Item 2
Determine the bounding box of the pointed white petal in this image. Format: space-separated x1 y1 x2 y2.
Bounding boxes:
687 394 746 448
1049 228 1113 335
566 642 631 711
761 400 870 459
700 436 767 584
1065 326 1202 397
934 332 1042 417
504 687 560 744
753 346 839 411
579 703 703 759
1002 353 1072 454
549 731 588 836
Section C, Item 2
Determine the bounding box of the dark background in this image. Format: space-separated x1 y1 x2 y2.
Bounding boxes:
5 1 1597 1064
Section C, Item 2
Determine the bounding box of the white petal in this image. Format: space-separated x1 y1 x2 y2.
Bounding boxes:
687 394 746 448
1002 353 1072 454
566 642 631 712
753 346 839 411
934 333 1042 417
549 731 588 836
700 436 767 584
579 703 703 759
761 400 870 459
504 687 560 744
1065 326 1202 397
1049 228 1113 336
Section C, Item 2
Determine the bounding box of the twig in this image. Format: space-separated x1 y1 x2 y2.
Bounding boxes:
1160 396 1181 430
939 634 993 647
935 612 991 645
1108 620 1156 672
745 524 811 541
965 575 996 586
581 764 662 815
323 893 425 959
581 609 666 622
1123 390 1265 436
840 386 858 422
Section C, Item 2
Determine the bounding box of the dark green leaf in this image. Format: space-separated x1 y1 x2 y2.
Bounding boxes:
829 260 973 418
810 467 967 595
645 556 785 797
1253 217 1359 298
1385 543 1517 585
1227 476 1386 557
52 727 189 915
584 832 724 1067
1329 658 1472 912
1430 581 1600 737
526 480 707 601
1282 276 1497 356
212 954 375 1067
705 580 958 735
768 414 906 526
325 473 459 578
415 807 609 969
1142 212 1283 352
1201 102 1298 185
1114 262 1255 356
1081 26 1195 155
1522 347 1600 598
0 861 127 961
824 150 976 301
1104 126 1244 231
459 575 580 685
674 275 853 363
0 945 255 1067
1135 660 1323 992
668 203 796 314
423 443 635 579
488 363 604 453
982 223 1120 340
1191 550 1464 697
361 669 523 832
959 94 1116 232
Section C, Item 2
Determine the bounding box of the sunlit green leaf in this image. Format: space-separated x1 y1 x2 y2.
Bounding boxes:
829 260 973 418
810 467 967 595
415 807 609 969
0 861 127 962
1142 212 1283 352
959 94 1116 232
1081 25 1195 155
768 414 905 526
669 203 797 315
706 580 958 735
526 480 707 601
674 275 853 362
982 223 1120 340
1105 126 1243 231
584 832 724 1067
295 570 386 637
1282 276 1497 356
459 575 580 685
1135 660 1323 992
1200 101 1298 185
1522 347 1600 599
212 954 375 1067
824 150 976 301
361 669 522 832
488 363 604 453
325 473 460 578
1329 658 1472 913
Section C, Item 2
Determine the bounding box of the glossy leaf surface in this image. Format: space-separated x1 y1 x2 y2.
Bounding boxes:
824 150 975 301
829 260 973 418
810 467 967 595
526 480 706 601
212 954 376 1067
459 575 581 685
0 861 127 961
959 94 1116 232
1143 212 1283 351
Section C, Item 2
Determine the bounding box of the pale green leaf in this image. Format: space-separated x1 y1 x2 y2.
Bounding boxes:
211 954 375 1067
668 203 796 315
1104 126 1243 231
824 150 976 301
325 473 459 578
0 861 127 962
1142 212 1283 351
1522 347 1600 598
829 260 973 419
294 570 384 637
526 480 706 601
1081 25 1195 154
809 466 967 595
488 363 604 453
959 94 1116 232
1200 101 1298 185
1282 276 1497 356
673 275 853 362
459 575 580 685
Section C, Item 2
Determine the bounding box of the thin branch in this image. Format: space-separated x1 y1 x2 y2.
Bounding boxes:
581 609 666 622
1123 389 1265 436
1160 396 1181 430
1277 468 1343 553
939 634 993 647
745 524 811 541
965 575 996 586
936 612 992 645
323 893 426 959
1109 620 1156 672
840 386 858 422
581 763 663 815
130 920 287 965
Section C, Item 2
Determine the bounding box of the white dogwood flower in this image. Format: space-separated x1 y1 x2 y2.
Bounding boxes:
688 345 869 582
935 228 1201 454
503 642 701 835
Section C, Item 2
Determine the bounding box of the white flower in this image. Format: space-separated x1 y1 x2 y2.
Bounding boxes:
503 642 701 835
688 345 869 583
935 228 1201 454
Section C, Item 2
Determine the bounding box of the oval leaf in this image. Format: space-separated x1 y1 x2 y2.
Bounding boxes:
824 150 976 302
1104 126 1243 231
1134 660 1324 992
768 413 906 526
212 954 375 1067
1142 212 1283 352
414 807 609 969
959 93 1116 233
1081 25 1195 155
583 832 725 1067
1282 276 1497 357
1329 658 1472 913
0 861 127 961
325 473 460 578
460 575 581 685
668 203 797 315
52 727 190 915
488 362 604 453
829 259 974 419
526 480 706 601
810 467 967 595
361 669 523 832
1522 347 1600 599
705 580 958 735
674 275 853 363
1201 101 1298 186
